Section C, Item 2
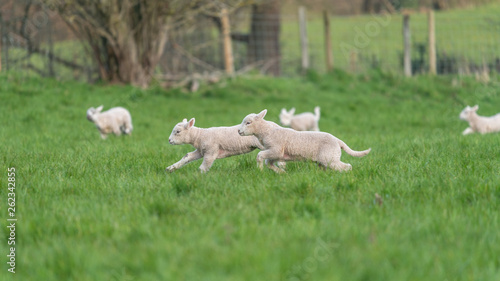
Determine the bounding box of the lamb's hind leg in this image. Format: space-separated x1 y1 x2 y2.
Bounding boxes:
112 126 122 136
321 146 351 172
329 161 352 172
199 153 218 173
124 120 133 135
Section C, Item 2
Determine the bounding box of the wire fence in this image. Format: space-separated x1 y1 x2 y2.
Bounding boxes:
1 5 499 85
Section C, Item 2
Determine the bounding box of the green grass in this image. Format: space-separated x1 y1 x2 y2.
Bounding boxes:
1 70 500 281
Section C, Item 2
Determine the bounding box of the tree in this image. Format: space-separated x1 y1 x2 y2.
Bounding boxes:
0 0 85 77
246 0 280 76
43 0 249 88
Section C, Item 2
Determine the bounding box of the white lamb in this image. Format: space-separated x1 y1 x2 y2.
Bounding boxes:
86 105 133 139
279 106 320 131
459 105 500 135
238 109 371 173
166 118 266 173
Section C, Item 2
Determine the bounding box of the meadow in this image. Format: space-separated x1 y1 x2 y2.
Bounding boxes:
1 70 500 281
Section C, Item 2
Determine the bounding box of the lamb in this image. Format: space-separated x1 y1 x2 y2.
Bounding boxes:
238 109 371 173
166 118 266 173
86 105 133 139
459 105 500 135
279 106 320 131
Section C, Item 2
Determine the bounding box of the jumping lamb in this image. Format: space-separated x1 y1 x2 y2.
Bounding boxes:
166 118 266 173
238 109 371 173
279 106 320 131
86 105 133 139
459 105 500 135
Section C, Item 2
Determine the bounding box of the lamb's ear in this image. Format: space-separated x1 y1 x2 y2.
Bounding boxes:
182 118 187 123
186 118 195 128
281 108 286 114
289 108 296 115
96 105 104 113
472 105 479 111
257 109 267 119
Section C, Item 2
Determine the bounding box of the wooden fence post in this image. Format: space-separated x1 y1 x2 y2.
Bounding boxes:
221 8 234 75
0 16 2 72
403 13 412 77
428 10 437 75
298 6 309 72
0 33 2 73
323 10 333 72
350 51 357 73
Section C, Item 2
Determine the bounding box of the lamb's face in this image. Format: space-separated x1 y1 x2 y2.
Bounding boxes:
87 105 103 122
238 114 258 136
86 107 96 122
459 105 477 121
279 109 293 126
239 109 267 136
169 118 194 145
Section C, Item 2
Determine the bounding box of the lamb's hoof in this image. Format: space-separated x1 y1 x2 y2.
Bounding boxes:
269 166 286 174
165 166 175 173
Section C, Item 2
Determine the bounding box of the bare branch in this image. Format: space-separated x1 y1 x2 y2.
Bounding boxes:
172 43 220 72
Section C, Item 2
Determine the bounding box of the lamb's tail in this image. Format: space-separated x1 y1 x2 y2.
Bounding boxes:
314 106 320 121
340 140 371 157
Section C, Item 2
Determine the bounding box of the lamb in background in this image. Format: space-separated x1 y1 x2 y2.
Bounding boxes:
459 105 500 135
86 105 133 139
279 106 320 131
166 118 266 173
238 109 371 173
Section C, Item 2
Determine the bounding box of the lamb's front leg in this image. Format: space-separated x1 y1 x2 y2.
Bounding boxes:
462 127 474 135
166 150 202 172
267 160 286 173
257 150 284 173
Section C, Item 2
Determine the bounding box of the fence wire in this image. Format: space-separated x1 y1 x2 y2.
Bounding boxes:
1 6 499 84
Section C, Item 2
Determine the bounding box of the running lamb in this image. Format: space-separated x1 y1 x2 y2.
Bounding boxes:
279 106 320 131
238 109 371 173
166 118 265 173
459 105 500 135
86 105 133 139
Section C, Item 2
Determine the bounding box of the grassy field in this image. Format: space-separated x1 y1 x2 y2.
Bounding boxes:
280 2 500 74
1 70 500 281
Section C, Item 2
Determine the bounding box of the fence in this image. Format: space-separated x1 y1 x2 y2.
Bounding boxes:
1 4 499 85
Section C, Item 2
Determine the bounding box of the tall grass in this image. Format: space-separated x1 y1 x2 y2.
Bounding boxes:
0 70 499 281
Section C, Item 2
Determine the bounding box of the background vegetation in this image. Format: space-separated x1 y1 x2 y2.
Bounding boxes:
1 70 499 280
3 1 500 83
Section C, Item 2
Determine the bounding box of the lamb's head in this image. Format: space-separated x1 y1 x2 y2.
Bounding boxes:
279 108 295 126
459 105 479 121
169 118 194 145
86 105 103 122
238 109 267 136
